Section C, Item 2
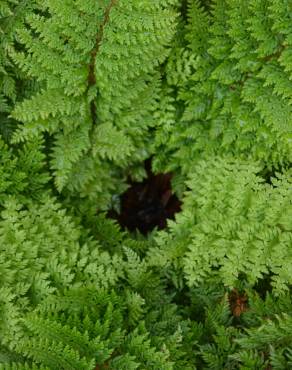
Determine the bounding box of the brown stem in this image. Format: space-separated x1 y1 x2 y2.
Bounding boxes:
88 0 118 125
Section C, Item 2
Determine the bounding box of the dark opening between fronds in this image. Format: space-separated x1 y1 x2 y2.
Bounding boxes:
108 158 181 235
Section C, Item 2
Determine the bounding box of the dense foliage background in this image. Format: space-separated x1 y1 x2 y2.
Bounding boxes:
0 0 291 369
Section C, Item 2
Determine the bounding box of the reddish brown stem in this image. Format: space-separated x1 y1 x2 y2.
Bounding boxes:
88 0 118 124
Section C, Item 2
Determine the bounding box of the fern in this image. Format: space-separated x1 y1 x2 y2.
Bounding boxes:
0 136 49 202
153 0 292 182
1 1 292 369
148 156 292 293
0 0 37 141
9 0 178 209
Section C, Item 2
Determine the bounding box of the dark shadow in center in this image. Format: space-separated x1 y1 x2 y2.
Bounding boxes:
108 159 181 235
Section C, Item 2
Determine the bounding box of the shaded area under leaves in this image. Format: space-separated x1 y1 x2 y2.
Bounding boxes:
108 159 181 234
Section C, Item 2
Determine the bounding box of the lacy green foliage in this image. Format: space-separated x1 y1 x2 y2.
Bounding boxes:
185 284 292 369
0 195 123 346
0 137 49 202
0 197 196 369
9 0 178 208
148 157 292 293
0 0 37 141
153 0 292 178
237 293 292 368
0 364 45 370
0 151 193 368
8 288 176 370
0 1 23 107
1 285 186 369
0 1 292 369
233 314 292 369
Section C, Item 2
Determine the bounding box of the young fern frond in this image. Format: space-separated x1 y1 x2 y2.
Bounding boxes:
10 0 178 197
